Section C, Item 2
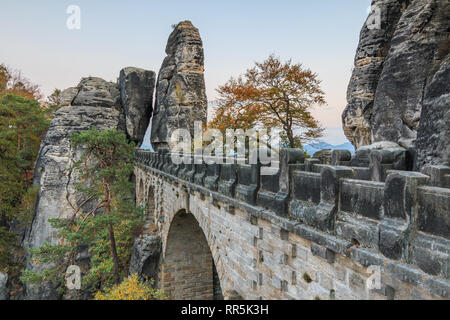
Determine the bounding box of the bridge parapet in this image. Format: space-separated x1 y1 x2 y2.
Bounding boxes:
135 148 450 298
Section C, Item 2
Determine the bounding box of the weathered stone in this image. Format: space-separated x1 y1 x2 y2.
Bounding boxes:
151 21 207 151
416 57 450 169
135 151 450 300
421 165 450 188
0 272 8 300
311 243 335 263
21 67 158 299
343 0 449 166
236 164 260 205
351 141 405 168
411 233 450 278
331 149 351 166
72 77 118 107
380 171 429 260
315 166 353 232
23 105 120 299
305 158 320 172
119 67 156 145
129 234 162 283
313 149 332 165
343 0 406 147
416 186 450 239
59 87 78 106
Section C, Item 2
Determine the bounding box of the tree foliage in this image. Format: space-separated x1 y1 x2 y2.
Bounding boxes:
0 94 49 272
0 64 42 101
20 129 145 296
44 89 63 118
94 274 166 300
209 54 325 149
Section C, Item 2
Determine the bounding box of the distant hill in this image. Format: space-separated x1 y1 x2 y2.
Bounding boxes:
303 142 355 157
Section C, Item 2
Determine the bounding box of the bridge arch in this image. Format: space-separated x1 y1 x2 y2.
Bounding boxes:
161 209 223 300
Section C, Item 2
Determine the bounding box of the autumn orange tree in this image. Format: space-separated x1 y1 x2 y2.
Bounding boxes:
209 55 325 149
0 64 42 100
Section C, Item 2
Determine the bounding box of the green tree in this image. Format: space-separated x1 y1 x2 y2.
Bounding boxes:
0 94 49 272
21 129 144 296
45 88 62 118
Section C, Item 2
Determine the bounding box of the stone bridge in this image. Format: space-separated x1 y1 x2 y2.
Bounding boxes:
133 148 450 300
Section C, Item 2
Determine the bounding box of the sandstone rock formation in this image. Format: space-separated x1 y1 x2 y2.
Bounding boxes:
119 67 156 144
151 21 207 151
343 0 449 168
129 234 161 283
23 105 121 299
23 68 154 299
59 87 78 106
72 77 119 108
416 56 450 168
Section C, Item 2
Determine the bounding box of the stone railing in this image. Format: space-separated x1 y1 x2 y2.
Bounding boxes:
135 147 450 293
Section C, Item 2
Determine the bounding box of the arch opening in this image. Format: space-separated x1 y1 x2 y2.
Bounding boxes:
162 210 223 300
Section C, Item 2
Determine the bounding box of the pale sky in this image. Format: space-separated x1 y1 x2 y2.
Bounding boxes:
0 0 371 145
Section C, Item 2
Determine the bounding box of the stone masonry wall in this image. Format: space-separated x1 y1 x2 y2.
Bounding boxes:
162 210 214 300
134 148 450 300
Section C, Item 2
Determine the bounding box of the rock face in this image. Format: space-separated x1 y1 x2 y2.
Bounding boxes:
0 272 8 300
119 67 156 144
23 105 121 299
59 87 78 106
151 21 207 151
416 56 450 168
23 68 154 299
343 0 449 168
24 106 121 250
72 77 119 108
129 234 161 284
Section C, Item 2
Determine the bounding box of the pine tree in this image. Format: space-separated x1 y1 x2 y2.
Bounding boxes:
21 129 144 296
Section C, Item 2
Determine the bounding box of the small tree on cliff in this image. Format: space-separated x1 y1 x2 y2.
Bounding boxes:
21 129 144 295
209 54 325 149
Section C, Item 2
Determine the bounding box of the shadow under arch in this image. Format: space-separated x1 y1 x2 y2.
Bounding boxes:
162 209 223 300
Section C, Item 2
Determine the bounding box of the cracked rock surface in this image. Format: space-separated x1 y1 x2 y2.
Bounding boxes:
23 68 155 299
343 0 449 168
151 20 207 151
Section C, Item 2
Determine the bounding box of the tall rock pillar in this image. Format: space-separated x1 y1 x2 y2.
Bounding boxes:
151 21 208 151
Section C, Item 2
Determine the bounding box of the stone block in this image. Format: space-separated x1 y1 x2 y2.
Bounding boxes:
416 186 450 239
311 243 335 264
411 233 450 278
421 165 450 188
305 158 321 172
331 149 351 166
425 277 450 299
380 171 429 260
236 164 260 205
